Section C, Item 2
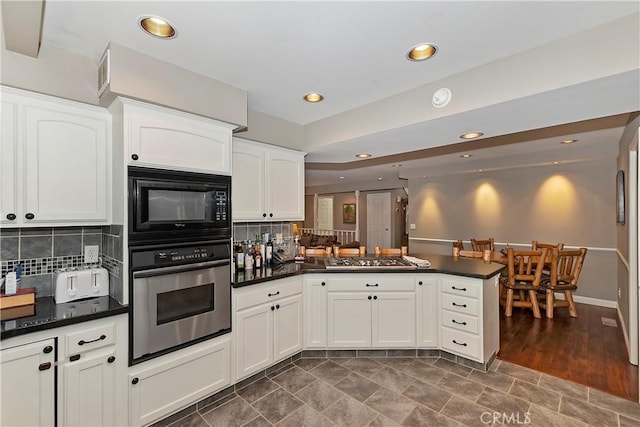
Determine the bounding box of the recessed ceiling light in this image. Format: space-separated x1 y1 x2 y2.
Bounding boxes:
406 43 438 61
561 139 577 144
478 169 484 172
355 153 371 158
422 175 427 178
138 16 177 39
553 161 560 165
303 93 324 102
460 154 472 158
392 164 402 167
460 132 483 139
432 88 452 108
377 177 383 181
339 176 345 179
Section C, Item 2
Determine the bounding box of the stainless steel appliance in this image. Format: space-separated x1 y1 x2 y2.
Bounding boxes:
324 257 417 270
129 240 231 364
128 166 231 245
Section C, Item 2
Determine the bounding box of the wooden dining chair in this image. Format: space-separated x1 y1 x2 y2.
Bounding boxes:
502 247 548 319
452 240 466 251
376 247 401 256
304 248 327 256
458 250 483 258
338 248 360 256
540 248 587 318
471 238 495 252
531 241 564 269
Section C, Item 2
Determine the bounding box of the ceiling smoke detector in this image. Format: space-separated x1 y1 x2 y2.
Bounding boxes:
432 88 452 108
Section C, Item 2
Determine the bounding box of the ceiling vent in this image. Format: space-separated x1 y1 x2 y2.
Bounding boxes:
97 47 110 97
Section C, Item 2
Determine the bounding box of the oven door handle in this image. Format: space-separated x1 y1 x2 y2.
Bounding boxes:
133 260 230 279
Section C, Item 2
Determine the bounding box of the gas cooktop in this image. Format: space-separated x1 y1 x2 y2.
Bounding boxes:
324 257 417 270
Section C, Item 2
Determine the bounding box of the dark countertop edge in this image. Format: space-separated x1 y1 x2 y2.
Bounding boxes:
1 303 128 341
232 261 505 288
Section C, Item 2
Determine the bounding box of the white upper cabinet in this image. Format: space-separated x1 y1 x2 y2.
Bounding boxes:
1 87 111 227
112 98 234 175
232 138 305 221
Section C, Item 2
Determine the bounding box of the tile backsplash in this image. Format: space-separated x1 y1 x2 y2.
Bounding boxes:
0 226 123 301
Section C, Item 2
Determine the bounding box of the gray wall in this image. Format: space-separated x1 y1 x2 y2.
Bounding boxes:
616 114 640 341
408 157 618 301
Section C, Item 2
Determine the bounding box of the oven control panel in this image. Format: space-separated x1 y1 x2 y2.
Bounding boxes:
156 247 212 263
215 191 228 222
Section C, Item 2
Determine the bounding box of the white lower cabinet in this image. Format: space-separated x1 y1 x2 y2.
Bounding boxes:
234 277 303 380
326 274 416 348
0 315 127 427
128 335 231 427
416 276 438 347
303 276 328 348
0 338 56 427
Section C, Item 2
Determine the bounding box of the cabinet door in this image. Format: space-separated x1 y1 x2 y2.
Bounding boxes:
23 105 109 223
416 277 438 347
129 336 231 427
266 148 305 220
273 294 303 361
327 292 372 348
0 339 55 427
235 303 273 379
372 292 416 348
304 278 328 348
232 144 267 220
62 347 116 427
127 106 231 174
0 99 18 226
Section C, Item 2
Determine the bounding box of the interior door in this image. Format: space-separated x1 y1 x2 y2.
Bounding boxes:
316 196 333 231
366 193 391 252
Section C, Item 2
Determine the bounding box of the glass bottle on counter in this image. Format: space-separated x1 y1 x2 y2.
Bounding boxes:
265 238 273 265
244 241 253 270
235 243 244 270
254 244 263 269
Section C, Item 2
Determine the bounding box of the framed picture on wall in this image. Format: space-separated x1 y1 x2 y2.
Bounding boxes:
343 203 356 224
616 170 625 225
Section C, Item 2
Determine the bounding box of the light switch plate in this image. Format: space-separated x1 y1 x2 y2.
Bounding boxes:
84 245 99 263
410 224 416 230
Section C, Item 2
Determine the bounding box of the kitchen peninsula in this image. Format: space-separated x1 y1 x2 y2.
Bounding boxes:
232 252 504 385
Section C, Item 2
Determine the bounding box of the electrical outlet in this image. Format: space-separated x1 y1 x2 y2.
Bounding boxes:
410 224 416 230
84 245 99 264
618 288 622 298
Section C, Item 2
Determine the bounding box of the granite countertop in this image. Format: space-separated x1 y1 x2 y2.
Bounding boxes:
1 295 128 340
233 252 505 288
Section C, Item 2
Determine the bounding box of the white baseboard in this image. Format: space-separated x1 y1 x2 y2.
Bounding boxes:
617 303 631 361
553 293 617 308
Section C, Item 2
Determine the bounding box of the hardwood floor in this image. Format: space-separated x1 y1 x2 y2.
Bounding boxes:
498 301 639 401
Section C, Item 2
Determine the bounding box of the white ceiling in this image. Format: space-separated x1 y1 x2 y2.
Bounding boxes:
37 1 640 187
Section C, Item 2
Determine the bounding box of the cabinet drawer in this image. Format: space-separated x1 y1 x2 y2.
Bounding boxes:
327 275 414 292
441 310 479 334
440 277 480 298
441 327 481 360
236 278 302 311
66 322 115 355
440 293 479 316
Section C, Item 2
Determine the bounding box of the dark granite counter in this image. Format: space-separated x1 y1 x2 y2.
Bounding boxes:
1 296 128 340
233 252 505 288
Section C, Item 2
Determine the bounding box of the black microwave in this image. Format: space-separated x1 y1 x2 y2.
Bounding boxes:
128 166 231 245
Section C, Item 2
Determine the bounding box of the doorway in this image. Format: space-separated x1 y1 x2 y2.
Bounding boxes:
366 192 391 253
317 196 333 231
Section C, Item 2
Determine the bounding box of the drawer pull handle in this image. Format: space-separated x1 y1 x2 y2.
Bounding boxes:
107 356 116 363
365 284 379 287
6 213 16 220
368 296 372 300
452 303 467 308
43 346 53 354
268 291 280 297
132 378 139 385
131 154 139 160
262 213 267 218
38 362 52 371
418 281 423 286
78 334 106 346
271 306 275 311
452 319 467 325
70 354 81 362
276 304 280 309
451 286 467 291
452 340 468 347
321 282 326 286
373 295 378 300
25 213 35 220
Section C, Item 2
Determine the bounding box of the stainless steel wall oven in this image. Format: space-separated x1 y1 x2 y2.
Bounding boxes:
129 240 231 365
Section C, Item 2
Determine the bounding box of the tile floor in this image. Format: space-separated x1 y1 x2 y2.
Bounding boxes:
160 356 640 427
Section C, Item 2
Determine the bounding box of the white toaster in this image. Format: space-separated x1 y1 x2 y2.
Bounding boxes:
54 267 109 304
